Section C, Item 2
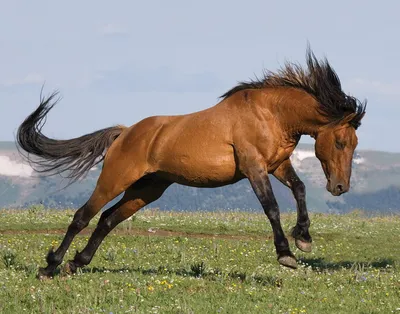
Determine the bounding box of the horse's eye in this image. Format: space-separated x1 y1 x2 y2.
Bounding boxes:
335 141 345 150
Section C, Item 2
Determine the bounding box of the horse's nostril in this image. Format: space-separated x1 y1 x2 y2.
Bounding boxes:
336 184 344 193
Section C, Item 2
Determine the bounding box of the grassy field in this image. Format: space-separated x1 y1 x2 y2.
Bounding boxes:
0 208 399 313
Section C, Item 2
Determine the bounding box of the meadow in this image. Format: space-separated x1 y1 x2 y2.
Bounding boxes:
0 207 399 313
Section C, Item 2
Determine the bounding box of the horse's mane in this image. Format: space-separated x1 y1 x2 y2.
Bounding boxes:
220 47 367 129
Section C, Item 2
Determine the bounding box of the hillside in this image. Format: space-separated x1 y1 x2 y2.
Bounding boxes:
0 141 400 213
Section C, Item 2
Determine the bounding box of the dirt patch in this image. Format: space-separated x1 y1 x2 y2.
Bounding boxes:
0 227 275 241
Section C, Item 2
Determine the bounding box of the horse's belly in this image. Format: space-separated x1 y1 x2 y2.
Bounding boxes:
157 153 242 187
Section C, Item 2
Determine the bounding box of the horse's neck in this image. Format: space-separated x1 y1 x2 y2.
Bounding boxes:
266 90 330 138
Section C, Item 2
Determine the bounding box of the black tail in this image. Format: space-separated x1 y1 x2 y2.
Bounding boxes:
16 91 126 184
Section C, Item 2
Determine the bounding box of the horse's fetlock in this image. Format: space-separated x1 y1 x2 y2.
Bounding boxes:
74 251 92 267
46 250 62 266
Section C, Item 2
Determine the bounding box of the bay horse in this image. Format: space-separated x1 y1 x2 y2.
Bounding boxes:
16 48 366 278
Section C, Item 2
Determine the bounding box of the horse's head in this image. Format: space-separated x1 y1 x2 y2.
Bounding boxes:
314 112 365 196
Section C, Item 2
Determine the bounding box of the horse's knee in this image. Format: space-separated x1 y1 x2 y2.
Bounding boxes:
292 180 306 199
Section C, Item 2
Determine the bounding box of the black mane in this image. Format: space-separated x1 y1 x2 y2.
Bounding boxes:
220 47 367 129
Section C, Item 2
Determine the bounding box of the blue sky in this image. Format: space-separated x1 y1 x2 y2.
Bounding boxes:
1 1 399 151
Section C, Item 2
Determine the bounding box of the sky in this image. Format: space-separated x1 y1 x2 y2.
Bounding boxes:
0 0 399 152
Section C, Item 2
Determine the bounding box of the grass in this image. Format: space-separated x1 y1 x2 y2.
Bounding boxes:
0 208 399 313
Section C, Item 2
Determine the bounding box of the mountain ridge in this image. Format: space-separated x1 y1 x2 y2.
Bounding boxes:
0 141 399 213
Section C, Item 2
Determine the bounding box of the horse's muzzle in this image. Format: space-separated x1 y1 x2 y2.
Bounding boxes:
326 180 349 196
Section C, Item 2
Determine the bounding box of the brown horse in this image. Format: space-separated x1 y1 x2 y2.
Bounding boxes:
16 48 366 278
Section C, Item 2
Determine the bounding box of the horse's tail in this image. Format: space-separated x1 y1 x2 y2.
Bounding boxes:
16 91 127 184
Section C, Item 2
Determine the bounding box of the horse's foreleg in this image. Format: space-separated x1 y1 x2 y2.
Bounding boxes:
63 179 171 274
273 159 312 252
246 163 297 269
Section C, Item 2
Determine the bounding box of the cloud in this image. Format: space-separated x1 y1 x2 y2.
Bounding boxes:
1 73 44 87
347 78 400 96
101 23 128 36
0 156 33 177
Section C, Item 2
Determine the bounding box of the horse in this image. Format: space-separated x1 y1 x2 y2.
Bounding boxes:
16 47 366 278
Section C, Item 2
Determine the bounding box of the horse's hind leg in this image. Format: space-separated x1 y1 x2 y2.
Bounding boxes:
37 192 108 279
63 178 171 274
37 161 148 279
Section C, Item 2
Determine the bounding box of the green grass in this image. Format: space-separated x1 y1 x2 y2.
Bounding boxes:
0 208 399 313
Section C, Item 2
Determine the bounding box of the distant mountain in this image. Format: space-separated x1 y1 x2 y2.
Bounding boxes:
0 141 399 213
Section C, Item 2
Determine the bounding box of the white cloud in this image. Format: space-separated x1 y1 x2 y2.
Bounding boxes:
348 78 400 96
0 156 33 177
290 149 316 169
101 23 128 36
1 73 44 87
353 156 365 164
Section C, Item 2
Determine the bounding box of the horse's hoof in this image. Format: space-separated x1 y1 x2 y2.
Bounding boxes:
278 255 298 269
295 239 312 253
37 267 54 280
62 261 77 276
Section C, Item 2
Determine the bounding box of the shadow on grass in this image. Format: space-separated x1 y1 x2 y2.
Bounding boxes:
81 257 395 277
13 258 395 284
80 264 282 287
298 257 395 271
